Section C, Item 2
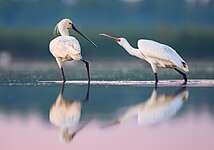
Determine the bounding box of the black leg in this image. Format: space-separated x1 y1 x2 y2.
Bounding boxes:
154 73 158 86
60 67 66 83
174 68 187 84
81 59 90 83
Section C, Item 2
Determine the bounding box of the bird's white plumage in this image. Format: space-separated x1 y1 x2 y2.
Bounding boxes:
100 34 189 74
99 33 189 84
49 36 82 61
50 18 95 83
49 19 83 69
137 39 188 72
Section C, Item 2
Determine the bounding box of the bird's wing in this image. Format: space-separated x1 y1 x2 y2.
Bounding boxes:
138 39 185 68
50 36 81 58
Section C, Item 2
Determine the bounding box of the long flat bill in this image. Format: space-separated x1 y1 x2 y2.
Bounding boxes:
99 33 117 39
99 33 120 42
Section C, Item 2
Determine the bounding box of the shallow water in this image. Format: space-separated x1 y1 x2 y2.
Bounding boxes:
0 60 214 150
0 59 214 83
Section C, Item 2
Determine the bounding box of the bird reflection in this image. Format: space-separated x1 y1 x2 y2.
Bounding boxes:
49 83 90 143
108 87 189 127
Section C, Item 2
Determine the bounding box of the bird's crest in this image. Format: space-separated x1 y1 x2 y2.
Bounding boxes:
54 23 59 36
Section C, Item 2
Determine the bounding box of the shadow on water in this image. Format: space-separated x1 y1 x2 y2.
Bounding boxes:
49 83 90 143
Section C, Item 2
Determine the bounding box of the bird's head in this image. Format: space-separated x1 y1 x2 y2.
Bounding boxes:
54 18 97 48
54 18 73 35
117 38 128 46
99 34 127 46
59 18 73 29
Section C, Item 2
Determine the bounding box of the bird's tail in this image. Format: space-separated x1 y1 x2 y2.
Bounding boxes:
181 62 189 72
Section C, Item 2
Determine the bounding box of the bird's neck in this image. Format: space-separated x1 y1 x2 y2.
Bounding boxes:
121 41 139 57
58 24 69 36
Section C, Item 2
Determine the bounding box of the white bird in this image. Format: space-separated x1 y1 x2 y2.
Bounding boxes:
49 18 97 83
100 34 189 85
109 88 189 126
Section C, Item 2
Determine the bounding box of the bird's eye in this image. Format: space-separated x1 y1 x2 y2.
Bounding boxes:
69 22 72 25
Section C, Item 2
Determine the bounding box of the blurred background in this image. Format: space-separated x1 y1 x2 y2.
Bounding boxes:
0 0 213 81
0 0 213 59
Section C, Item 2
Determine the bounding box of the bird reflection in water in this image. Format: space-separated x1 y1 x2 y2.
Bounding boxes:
49 83 90 143
108 87 189 127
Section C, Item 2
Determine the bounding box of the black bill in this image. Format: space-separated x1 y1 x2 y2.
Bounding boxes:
72 24 97 48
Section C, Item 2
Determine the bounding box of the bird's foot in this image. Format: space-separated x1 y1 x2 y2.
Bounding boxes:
155 80 159 84
182 80 187 85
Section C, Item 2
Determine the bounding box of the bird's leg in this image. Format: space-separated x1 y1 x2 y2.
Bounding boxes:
154 73 158 86
151 64 158 86
81 59 90 83
174 68 187 85
60 67 66 83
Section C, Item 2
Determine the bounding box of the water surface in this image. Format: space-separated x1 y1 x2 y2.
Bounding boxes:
0 60 214 150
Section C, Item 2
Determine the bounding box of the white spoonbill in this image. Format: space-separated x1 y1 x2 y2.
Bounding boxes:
100 34 189 85
49 18 97 83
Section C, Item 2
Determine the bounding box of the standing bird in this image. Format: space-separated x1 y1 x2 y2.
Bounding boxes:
49 18 97 83
100 34 189 85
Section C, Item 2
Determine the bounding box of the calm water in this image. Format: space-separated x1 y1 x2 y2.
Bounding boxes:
0 60 214 150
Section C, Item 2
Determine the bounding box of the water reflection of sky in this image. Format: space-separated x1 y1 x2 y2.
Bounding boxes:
0 112 214 150
0 83 214 149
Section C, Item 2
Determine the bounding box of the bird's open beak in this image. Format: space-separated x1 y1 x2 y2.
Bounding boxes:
99 33 120 42
72 24 97 48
